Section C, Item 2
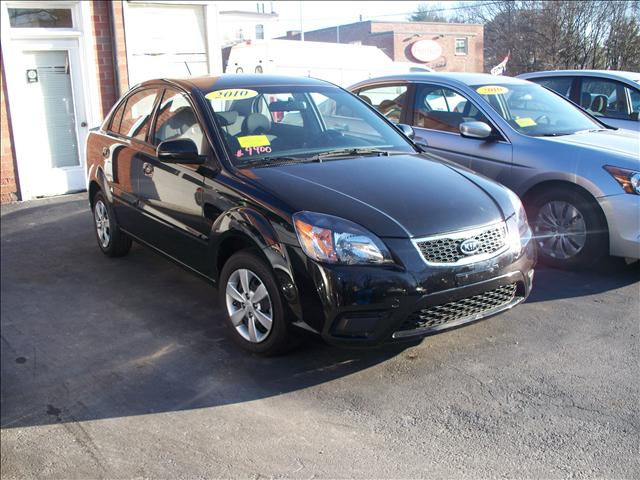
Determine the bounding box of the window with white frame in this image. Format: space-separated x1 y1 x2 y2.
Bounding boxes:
8 7 73 28
455 38 468 55
255 24 264 40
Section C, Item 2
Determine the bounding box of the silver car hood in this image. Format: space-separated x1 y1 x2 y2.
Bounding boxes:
543 129 640 160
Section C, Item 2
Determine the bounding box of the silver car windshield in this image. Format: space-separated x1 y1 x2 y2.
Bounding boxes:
205 85 415 166
471 83 602 137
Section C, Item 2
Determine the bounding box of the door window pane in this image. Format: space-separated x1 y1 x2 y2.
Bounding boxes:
627 87 640 116
580 79 629 119
153 90 205 154
414 84 488 133
357 85 407 124
24 50 79 168
118 89 158 141
9 8 73 28
535 77 573 97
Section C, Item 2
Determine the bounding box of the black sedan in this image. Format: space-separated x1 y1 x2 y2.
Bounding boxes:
86 74 535 355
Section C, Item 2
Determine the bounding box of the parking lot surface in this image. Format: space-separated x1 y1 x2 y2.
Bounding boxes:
1 193 638 479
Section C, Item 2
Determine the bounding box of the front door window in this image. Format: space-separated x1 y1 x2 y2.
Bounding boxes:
413 84 489 133
24 50 80 168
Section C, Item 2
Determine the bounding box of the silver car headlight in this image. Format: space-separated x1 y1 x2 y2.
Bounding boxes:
505 189 532 251
603 165 640 195
293 211 394 265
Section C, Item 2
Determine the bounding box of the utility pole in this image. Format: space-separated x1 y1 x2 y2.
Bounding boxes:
299 0 304 41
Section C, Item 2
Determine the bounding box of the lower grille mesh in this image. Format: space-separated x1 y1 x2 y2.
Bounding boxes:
399 283 518 332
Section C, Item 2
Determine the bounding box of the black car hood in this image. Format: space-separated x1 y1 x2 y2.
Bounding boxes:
243 154 506 238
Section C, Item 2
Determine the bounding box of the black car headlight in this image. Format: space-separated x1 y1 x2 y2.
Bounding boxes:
506 189 532 251
293 211 394 265
603 165 640 195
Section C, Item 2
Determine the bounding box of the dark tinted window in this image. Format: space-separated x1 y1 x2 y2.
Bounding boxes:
413 84 489 133
534 77 573 97
580 79 629 119
118 89 158 141
109 101 126 133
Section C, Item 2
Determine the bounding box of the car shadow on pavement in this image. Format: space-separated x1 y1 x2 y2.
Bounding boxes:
526 259 639 303
1 196 415 429
1 195 637 429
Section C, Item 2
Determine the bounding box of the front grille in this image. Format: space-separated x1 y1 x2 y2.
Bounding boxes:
416 224 507 264
397 283 518 333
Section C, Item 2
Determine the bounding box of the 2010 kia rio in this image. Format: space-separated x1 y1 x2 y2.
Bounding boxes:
86 74 536 355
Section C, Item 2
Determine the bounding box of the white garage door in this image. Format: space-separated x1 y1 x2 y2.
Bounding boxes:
125 3 208 85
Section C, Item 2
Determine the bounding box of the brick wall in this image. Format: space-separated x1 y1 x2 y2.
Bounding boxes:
1 50 19 203
91 0 118 118
111 0 130 95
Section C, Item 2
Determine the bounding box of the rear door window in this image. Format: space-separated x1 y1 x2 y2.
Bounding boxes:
117 89 159 141
533 77 573 97
579 79 630 120
356 84 407 124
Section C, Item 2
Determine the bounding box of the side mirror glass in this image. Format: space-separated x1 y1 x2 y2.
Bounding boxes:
459 121 493 139
156 139 204 164
396 123 415 139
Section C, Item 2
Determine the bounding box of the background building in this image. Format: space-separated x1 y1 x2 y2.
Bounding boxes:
0 0 279 203
281 20 483 73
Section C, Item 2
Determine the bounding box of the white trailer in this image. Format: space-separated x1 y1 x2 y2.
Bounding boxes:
224 39 431 87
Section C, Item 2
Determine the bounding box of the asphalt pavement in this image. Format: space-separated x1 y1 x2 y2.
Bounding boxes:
1 193 638 479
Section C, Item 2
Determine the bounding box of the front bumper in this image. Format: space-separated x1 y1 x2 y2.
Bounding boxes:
287 236 536 347
598 193 640 259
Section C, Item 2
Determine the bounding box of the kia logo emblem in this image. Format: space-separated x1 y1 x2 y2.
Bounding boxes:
459 239 480 255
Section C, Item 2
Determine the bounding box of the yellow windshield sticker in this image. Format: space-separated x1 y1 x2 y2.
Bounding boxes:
476 85 509 95
238 135 270 148
515 117 537 127
205 89 258 100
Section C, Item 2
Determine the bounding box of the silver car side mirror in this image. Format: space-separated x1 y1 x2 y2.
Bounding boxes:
396 123 415 139
459 121 493 139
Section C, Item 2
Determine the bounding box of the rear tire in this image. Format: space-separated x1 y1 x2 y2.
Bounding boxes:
525 186 607 269
218 250 293 355
92 191 132 257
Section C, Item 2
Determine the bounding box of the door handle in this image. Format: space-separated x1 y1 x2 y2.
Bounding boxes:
80 121 88 127
143 162 154 177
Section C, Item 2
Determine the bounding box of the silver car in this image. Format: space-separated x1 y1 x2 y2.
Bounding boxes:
350 73 640 268
518 70 640 131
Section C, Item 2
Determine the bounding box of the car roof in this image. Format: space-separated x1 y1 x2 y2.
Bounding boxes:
518 70 640 83
136 74 335 93
349 72 533 90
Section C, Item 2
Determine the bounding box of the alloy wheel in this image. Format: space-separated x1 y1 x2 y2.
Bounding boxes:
94 200 111 248
225 268 273 343
533 200 587 259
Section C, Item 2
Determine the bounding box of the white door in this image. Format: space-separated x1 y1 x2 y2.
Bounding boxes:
124 3 208 85
14 40 88 197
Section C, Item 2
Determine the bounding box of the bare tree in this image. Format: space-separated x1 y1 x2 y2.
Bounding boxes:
411 0 640 74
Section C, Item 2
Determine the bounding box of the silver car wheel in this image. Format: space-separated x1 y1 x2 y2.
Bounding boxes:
225 268 273 343
534 200 587 259
94 200 111 248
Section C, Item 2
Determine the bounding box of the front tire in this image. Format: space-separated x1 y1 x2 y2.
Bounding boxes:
92 191 132 257
526 186 607 269
219 251 292 355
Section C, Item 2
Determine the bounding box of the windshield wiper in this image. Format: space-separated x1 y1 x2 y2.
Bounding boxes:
237 155 307 168
309 148 392 161
538 132 571 137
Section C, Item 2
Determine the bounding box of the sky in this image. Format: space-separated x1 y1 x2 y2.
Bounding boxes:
220 1 429 36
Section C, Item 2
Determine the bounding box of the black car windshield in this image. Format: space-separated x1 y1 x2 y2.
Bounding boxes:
471 83 602 136
204 85 415 166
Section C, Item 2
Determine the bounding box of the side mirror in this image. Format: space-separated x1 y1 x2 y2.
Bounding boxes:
156 139 204 164
396 123 415 139
630 111 639 121
459 121 493 140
